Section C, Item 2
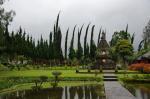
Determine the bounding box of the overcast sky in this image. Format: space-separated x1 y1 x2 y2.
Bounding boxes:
3 0 150 50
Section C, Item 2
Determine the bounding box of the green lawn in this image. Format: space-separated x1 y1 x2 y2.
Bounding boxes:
0 69 103 93
117 74 150 78
0 70 101 78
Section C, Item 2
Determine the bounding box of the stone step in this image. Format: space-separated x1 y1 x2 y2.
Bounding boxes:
103 78 118 81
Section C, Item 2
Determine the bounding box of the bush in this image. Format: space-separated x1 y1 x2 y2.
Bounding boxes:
131 75 140 79
88 69 91 73
128 63 150 73
0 64 8 71
143 64 150 73
143 74 150 79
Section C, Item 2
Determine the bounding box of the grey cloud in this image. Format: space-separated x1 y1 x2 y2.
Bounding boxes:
3 0 150 50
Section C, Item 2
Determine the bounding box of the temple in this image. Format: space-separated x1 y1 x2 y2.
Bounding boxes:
94 31 115 70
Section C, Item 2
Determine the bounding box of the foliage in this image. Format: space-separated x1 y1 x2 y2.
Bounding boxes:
109 47 118 63
65 28 69 59
115 40 133 66
128 63 150 73
97 28 101 46
30 76 47 90
0 0 15 56
0 13 65 65
69 25 77 60
0 63 8 71
76 25 84 60
143 20 150 49
90 25 97 60
138 20 150 51
84 23 90 59
70 58 79 66
119 74 150 83
50 13 63 60
110 25 134 47
52 71 62 87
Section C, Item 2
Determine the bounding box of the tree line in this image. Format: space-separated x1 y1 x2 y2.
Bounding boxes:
0 0 149 66
0 13 103 65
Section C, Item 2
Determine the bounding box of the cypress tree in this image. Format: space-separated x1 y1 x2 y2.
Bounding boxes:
86 44 90 58
52 12 63 60
57 27 63 60
49 32 53 59
90 25 96 59
97 27 102 46
4 23 10 54
0 27 5 54
77 25 84 60
84 23 90 59
69 25 76 60
65 28 69 59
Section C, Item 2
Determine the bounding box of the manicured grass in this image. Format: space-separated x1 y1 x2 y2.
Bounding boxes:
0 69 103 91
0 70 101 78
117 73 150 84
117 70 140 74
117 74 150 78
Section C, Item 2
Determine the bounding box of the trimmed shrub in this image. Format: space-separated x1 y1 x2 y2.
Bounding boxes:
128 63 150 73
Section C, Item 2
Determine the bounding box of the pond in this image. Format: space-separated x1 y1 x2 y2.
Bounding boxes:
0 85 105 99
125 84 150 99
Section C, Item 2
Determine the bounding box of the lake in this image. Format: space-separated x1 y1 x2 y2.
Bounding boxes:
0 85 105 99
125 84 150 99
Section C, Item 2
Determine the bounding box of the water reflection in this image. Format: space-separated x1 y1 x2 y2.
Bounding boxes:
0 85 105 99
125 84 150 99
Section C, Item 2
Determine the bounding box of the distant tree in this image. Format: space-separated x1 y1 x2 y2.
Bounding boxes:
56 27 63 60
90 25 96 60
139 20 150 50
115 40 133 67
84 23 90 59
97 28 102 46
49 32 53 59
0 0 15 61
69 25 76 60
0 30 5 55
77 25 84 60
65 28 69 60
0 0 15 29
50 13 64 61
110 25 134 47
86 44 90 59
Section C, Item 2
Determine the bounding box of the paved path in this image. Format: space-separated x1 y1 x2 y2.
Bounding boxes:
103 72 136 99
104 81 136 99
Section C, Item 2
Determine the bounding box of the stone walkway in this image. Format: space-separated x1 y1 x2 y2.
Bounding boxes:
103 71 136 99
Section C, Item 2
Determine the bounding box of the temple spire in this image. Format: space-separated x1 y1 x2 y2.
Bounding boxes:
101 31 106 40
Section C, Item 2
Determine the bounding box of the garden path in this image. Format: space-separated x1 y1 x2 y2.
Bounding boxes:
103 71 136 99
